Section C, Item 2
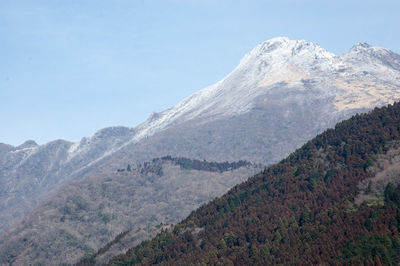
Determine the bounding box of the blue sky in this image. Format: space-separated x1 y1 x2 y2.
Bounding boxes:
1 0 399 146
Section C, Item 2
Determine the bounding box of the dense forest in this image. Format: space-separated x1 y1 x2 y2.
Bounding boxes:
104 102 400 265
118 157 253 175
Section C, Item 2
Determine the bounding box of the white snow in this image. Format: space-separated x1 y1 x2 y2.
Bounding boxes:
128 38 337 141
30 37 400 172
128 37 400 143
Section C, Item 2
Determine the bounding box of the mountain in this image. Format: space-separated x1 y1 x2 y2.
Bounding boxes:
0 158 261 265
108 102 400 265
104 37 400 164
2 37 400 235
0 127 136 234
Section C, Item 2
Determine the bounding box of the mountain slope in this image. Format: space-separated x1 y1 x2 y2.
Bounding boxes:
101 37 400 164
0 127 135 234
0 158 261 265
2 37 400 235
108 102 400 265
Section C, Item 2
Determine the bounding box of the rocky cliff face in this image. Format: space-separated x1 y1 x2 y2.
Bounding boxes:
1 37 400 235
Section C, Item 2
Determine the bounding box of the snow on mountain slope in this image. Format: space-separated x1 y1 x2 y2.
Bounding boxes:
124 37 400 146
56 37 400 165
1 37 400 236
128 37 337 141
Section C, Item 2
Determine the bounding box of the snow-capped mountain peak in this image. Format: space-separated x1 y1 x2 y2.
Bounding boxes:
2 38 400 238
241 37 335 68
347 42 390 55
343 42 400 73
126 38 400 145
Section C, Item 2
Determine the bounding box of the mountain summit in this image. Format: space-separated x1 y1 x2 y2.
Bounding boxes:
123 37 400 148
1 37 400 236
132 37 337 136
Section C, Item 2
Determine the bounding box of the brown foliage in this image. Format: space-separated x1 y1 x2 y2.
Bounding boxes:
108 103 400 265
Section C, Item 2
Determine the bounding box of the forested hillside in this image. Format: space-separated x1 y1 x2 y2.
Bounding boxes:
0 158 260 265
108 102 400 265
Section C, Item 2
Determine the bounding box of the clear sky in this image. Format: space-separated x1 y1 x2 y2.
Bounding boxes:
1 0 399 146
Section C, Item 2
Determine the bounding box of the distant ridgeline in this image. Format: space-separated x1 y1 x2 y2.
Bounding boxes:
117 156 254 174
107 103 400 265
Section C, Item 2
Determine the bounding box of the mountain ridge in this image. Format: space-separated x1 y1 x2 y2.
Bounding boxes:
1 37 400 237
4 37 399 149
3 37 399 150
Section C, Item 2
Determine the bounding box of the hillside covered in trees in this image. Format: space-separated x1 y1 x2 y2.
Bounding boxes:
0 157 261 266
107 102 400 265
